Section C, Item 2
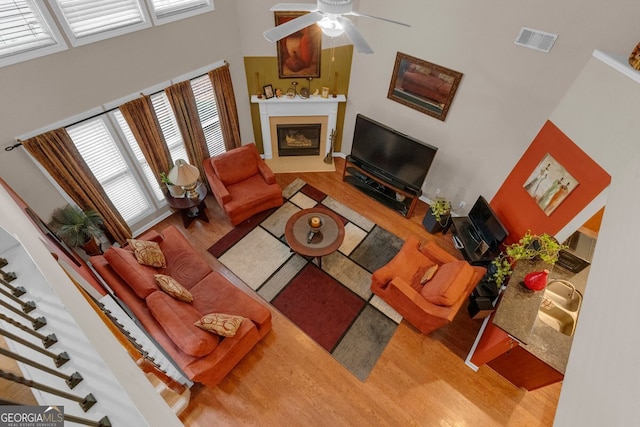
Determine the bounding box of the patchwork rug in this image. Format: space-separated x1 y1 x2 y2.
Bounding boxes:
208 179 404 381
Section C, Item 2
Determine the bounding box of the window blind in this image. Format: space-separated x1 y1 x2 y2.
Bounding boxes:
149 0 212 19
113 110 164 202
51 0 148 43
0 0 65 60
190 74 225 157
150 92 189 164
66 117 151 223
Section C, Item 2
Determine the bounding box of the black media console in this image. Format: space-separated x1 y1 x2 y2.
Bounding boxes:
342 156 422 218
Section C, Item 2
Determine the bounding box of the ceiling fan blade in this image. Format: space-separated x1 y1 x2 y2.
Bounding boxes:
270 3 317 12
263 11 323 42
336 16 373 54
348 11 410 28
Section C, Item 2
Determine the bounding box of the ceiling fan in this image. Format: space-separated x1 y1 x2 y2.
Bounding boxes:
263 0 410 54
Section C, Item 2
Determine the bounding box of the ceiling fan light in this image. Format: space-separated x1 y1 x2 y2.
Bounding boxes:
317 16 344 37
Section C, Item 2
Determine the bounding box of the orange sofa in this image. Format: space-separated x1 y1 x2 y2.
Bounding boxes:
203 143 283 225
371 236 485 335
90 225 272 386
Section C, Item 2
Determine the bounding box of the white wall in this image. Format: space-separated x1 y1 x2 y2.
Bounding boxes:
239 0 640 209
0 0 250 220
550 54 640 426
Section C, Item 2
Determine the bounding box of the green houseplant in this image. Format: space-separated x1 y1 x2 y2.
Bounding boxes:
490 231 567 286
423 197 452 234
49 204 104 256
161 171 185 198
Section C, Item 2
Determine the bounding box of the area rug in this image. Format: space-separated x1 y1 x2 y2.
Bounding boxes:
208 178 404 381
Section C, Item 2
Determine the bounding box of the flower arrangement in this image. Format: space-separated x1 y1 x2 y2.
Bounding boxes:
491 231 567 286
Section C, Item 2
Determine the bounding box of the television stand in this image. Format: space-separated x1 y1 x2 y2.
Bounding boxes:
450 216 500 266
342 159 421 218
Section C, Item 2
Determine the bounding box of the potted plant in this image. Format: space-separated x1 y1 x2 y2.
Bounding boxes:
490 231 567 287
49 205 104 256
161 171 185 198
423 197 452 234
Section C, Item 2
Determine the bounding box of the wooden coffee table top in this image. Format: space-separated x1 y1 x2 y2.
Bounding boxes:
284 207 345 259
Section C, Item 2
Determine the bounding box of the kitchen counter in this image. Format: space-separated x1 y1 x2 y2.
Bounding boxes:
492 260 584 374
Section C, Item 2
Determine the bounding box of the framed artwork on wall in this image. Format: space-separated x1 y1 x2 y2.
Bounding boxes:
523 153 579 216
387 52 463 121
275 11 322 79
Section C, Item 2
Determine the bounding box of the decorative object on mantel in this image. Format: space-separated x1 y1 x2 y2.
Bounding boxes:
263 84 274 99
321 86 329 98
255 72 263 98
388 52 463 121
324 128 337 164
264 0 410 55
629 42 640 70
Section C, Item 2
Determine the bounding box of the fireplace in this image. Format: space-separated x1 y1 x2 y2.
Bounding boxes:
277 123 321 156
251 94 346 173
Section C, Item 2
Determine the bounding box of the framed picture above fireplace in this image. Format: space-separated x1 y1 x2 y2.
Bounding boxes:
275 11 322 79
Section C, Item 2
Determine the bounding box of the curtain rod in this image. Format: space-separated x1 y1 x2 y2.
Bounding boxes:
5 66 222 152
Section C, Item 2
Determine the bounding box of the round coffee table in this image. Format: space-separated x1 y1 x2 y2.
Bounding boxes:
284 207 345 268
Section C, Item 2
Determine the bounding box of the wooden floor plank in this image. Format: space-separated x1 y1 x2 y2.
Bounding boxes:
148 158 559 427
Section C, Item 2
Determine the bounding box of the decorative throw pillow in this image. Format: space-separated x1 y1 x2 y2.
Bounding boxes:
154 274 193 303
195 313 244 337
127 239 166 268
420 264 439 286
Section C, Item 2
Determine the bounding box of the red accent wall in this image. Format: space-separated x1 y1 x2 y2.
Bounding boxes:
490 120 611 244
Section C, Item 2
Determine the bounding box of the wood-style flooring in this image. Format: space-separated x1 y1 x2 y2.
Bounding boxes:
147 158 560 427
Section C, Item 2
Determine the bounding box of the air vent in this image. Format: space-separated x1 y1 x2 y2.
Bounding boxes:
515 27 558 53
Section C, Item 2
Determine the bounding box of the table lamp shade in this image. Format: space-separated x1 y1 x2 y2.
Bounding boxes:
168 159 200 199
168 159 199 186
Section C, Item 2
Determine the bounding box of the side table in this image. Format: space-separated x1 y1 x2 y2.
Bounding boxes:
164 182 209 228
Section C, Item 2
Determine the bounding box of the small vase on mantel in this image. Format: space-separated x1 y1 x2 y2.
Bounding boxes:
629 43 640 70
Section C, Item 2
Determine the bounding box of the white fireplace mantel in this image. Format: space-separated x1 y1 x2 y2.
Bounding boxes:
251 94 346 159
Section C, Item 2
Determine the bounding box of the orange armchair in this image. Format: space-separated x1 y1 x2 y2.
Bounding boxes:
203 143 283 225
371 236 486 335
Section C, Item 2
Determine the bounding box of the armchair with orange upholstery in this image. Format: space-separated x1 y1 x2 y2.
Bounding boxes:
203 143 283 225
371 236 486 335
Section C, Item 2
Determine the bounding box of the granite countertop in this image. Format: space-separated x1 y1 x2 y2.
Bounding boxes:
492 260 580 374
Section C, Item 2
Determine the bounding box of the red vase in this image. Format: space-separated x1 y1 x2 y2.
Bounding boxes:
523 269 549 291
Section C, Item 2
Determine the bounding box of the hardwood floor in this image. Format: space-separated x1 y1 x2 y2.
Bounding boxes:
150 158 560 426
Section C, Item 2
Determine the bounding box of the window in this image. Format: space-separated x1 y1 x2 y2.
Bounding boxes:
113 110 165 202
190 74 224 157
146 0 213 25
149 92 188 164
0 0 67 67
48 0 151 47
66 117 153 224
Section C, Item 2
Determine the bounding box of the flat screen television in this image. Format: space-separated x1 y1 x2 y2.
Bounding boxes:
468 196 509 250
349 114 438 192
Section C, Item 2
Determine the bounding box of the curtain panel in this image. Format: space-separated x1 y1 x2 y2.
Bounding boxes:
119 95 173 187
21 128 132 245
165 81 209 188
208 63 241 150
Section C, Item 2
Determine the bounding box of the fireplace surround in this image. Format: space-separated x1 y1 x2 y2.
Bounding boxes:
251 94 346 172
